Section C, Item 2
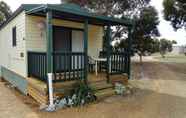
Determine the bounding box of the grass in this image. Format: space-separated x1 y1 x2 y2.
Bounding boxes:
154 53 186 63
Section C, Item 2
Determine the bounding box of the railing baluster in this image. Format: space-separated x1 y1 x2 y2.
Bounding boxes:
28 52 86 82
69 53 71 80
73 55 75 79
77 54 79 79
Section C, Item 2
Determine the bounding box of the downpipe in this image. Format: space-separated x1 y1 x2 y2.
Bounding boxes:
45 73 56 111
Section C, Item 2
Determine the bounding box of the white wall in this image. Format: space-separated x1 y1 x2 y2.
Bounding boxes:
25 15 104 58
0 13 104 78
0 12 27 77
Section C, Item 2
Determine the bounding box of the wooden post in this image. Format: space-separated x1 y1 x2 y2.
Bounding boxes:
46 11 53 74
46 11 55 110
127 26 132 80
84 19 88 83
106 25 111 83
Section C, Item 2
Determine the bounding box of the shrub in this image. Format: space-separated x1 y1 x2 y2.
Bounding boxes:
71 80 97 106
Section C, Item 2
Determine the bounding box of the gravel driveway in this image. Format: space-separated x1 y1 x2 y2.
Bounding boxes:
0 57 186 118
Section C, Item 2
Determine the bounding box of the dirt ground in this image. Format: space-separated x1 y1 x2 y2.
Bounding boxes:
1 56 186 118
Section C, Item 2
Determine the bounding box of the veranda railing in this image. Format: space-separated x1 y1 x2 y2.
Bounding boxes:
27 51 85 82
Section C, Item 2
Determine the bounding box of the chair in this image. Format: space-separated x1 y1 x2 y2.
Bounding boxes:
99 51 107 72
88 56 96 73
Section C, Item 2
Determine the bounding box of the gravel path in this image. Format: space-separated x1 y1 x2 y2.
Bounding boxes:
0 82 39 118
0 57 186 118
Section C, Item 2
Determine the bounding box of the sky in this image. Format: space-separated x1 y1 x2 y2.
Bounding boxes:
2 0 186 46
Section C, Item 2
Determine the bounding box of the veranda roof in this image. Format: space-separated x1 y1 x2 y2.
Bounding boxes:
0 3 133 30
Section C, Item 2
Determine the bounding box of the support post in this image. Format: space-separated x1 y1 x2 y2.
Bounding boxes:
46 11 53 74
84 20 88 83
127 26 132 80
106 25 111 83
46 11 55 111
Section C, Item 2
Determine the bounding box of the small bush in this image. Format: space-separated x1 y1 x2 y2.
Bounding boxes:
71 80 97 106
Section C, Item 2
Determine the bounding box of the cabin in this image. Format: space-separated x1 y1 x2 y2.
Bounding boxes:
0 4 133 105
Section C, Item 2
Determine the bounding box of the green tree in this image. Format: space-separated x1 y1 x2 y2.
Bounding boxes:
66 0 160 64
64 0 151 16
66 0 153 50
0 1 12 25
159 38 177 58
132 6 160 63
163 0 186 30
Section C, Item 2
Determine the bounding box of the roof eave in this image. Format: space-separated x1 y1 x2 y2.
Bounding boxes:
26 4 133 26
26 5 47 14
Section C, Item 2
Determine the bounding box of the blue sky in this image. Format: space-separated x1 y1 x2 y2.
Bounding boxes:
3 0 186 46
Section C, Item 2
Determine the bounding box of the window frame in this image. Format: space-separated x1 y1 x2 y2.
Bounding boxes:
12 26 17 47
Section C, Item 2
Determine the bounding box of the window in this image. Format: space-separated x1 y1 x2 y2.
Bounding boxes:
12 26 16 47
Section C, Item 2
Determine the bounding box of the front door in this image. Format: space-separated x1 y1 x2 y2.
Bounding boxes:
53 26 72 72
53 26 71 52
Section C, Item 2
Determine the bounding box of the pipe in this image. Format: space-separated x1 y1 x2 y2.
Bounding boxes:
45 73 55 111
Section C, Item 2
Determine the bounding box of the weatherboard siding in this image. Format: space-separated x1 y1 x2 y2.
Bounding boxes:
0 11 27 77
25 15 104 58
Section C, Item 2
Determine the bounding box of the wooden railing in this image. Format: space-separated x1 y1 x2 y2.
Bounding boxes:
53 52 85 82
100 51 128 75
27 51 86 82
27 52 47 81
109 52 128 74
27 51 128 82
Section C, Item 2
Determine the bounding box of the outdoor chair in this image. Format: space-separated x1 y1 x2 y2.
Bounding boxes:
88 56 96 73
99 51 107 72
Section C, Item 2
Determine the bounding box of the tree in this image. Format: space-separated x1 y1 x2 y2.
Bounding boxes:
66 0 153 48
0 1 12 25
163 0 186 30
63 0 151 15
65 0 151 41
132 6 160 63
159 38 177 58
65 0 160 63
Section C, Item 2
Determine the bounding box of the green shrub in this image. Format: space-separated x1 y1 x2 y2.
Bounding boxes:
71 80 96 106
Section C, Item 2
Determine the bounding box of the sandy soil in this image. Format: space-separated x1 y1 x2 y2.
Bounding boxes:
1 57 186 118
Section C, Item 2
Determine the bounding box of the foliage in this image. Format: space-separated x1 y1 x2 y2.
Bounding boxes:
132 6 160 62
159 38 177 58
71 81 96 106
66 0 151 15
66 0 151 40
65 0 160 63
163 0 186 30
0 1 12 25
151 38 160 53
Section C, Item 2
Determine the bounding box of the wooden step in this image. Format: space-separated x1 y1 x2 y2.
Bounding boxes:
110 74 128 85
27 77 47 94
95 88 115 100
89 80 113 91
27 83 48 105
